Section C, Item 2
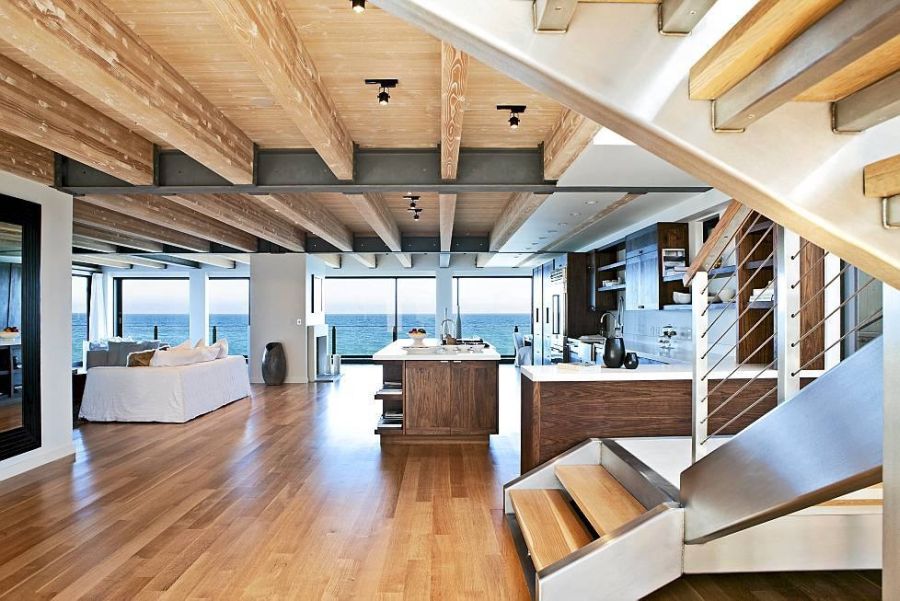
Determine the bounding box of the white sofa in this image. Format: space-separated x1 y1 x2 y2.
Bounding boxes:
80 356 251 423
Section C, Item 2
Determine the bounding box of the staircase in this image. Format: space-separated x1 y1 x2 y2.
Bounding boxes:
504 439 684 599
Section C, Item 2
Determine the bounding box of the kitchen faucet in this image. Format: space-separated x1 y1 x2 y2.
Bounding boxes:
600 311 619 337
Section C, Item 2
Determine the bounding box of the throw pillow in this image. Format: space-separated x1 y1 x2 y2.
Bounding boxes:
150 346 219 368
171 339 192 351
209 338 229 359
126 349 156 367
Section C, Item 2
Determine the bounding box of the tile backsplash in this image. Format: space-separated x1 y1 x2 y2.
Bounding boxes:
621 306 737 359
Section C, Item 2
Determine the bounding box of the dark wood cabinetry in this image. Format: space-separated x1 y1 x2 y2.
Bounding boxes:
403 360 499 438
450 361 498 435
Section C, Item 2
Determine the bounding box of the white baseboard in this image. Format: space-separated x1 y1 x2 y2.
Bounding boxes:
0 443 76 483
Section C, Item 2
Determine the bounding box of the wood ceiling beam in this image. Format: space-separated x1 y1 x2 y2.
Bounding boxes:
349 254 377 269
489 192 551 251
168 254 236 270
683 200 752 286
690 0 843 100
257 194 354 252
712 1 900 130
73 202 211 253
542 109 600 180
544 193 643 252
0 132 53 185
833 71 900 133
658 0 717 35
439 193 457 252
0 56 153 185
164 194 306 252
72 236 116 253
441 43 469 179
79 195 258 252
106 255 170 270
72 223 165 254
0 0 254 184
344 193 411 268
315 254 342 269
72 255 135 270
864 154 900 199
201 0 354 180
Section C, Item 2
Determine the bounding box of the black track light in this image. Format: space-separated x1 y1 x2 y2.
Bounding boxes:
366 79 399 106
405 195 422 221
351 0 365 13
497 104 526 130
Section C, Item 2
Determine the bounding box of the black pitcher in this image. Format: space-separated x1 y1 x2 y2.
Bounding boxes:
603 329 626 368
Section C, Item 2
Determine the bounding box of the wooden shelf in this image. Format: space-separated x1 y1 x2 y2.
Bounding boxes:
662 273 687 282
746 258 773 270
708 264 736 278
597 283 625 292
597 260 626 272
747 300 774 310
662 303 731 311
747 219 774 235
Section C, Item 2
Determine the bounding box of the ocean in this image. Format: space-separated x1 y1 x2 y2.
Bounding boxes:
71 312 530 365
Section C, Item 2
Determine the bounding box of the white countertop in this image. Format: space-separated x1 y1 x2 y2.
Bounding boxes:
521 363 823 382
372 339 502 361
0 337 21 347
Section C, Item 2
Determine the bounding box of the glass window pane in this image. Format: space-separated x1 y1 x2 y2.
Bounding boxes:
397 279 436 337
209 279 250 356
72 276 89 366
454 277 532 356
120 279 190 344
324 278 396 357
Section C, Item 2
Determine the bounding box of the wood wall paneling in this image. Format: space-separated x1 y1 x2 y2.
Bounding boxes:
736 213 775 364
799 239 826 370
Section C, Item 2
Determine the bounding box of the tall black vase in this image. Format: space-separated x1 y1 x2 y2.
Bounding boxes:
261 342 287 385
603 336 626 368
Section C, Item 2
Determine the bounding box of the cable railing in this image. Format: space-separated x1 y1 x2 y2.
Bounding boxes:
689 204 886 462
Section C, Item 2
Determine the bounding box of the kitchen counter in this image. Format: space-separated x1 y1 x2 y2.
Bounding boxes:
372 339 500 444
372 338 501 361
522 363 823 382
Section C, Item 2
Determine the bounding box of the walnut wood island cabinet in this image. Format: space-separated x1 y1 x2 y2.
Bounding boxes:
373 340 501 443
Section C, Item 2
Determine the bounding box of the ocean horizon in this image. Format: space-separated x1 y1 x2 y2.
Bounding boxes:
72 312 531 364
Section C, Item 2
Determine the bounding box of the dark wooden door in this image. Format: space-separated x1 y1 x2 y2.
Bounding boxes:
404 361 451 435
450 361 498 435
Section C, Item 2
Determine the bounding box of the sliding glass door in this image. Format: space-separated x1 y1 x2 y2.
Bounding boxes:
452 277 532 357
208 278 250 356
71 275 90 366
324 277 436 358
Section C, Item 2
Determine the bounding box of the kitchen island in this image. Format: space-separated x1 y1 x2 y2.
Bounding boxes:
520 362 821 472
372 339 501 443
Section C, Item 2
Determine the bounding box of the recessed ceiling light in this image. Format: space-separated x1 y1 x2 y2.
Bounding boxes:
558 222 568 226
585 200 597 205
538 236 548 240
548 230 558 234
569 212 580 216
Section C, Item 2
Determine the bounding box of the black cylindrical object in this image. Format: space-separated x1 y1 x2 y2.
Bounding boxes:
153 325 159 340
624 352 639 369
212 325 218 343
603 336 626 368
261 342 287 385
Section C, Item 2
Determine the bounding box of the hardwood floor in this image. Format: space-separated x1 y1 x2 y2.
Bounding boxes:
0 365 882 600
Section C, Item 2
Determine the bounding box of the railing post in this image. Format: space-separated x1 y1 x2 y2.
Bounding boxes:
775 226 800 404
691 270 709 463
884 284 900 599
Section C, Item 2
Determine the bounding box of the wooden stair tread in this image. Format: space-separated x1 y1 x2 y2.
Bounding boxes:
554 465 646 535
508 489 593 571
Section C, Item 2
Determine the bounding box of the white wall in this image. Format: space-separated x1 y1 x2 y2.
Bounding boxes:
0 173 75 482
249 254 310 384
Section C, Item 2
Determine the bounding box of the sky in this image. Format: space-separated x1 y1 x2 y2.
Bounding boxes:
73 278 251 315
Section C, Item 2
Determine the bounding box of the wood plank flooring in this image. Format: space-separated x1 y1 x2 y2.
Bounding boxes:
0 365 883 600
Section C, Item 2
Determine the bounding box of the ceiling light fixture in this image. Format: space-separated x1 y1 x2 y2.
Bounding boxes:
404 194 422 221
497 105 526 130
351 0 365 13
365 78 398 106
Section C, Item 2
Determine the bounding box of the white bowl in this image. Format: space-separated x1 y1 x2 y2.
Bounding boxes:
718 287 736 302
468 343 485 353
672 291 691 304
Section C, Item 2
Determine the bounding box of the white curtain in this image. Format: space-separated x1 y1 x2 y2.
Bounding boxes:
89 273 109 341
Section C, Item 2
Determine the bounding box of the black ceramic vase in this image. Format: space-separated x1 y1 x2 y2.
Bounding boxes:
262 342 287 385
624 352 639 369
603 336 626 368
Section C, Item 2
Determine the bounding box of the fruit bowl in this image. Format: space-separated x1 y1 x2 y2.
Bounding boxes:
408 329 427 347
